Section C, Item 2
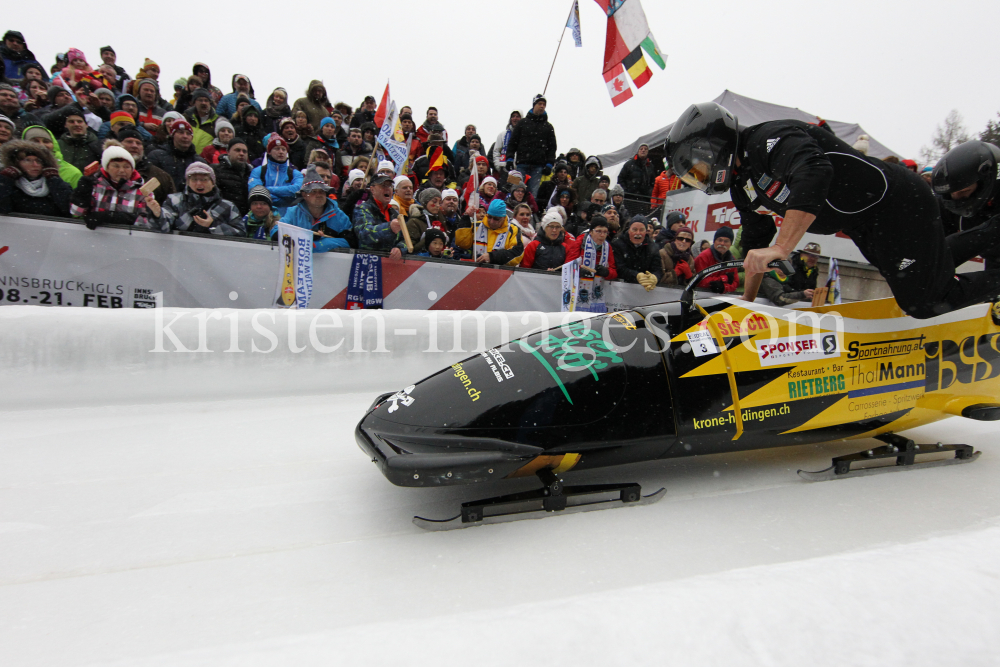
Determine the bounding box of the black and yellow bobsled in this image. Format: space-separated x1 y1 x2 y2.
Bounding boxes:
356 261 991 529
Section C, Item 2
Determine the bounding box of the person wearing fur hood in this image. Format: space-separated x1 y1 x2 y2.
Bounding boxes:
69 140 160 230
0 139 73 216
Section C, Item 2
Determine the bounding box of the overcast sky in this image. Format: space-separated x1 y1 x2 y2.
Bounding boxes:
18 0 998 166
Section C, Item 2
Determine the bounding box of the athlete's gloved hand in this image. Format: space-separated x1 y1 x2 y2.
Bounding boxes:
675 262 693 280
542 164 553 176
709 280 726 294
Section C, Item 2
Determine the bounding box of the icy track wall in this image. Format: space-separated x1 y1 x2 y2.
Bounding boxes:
0 306 590 410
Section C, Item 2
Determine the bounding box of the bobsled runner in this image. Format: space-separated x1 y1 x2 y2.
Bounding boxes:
355 260 994 530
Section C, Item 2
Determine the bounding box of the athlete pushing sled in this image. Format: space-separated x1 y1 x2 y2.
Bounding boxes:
664 103 1000 318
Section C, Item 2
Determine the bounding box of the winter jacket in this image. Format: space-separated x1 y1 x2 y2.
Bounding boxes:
22 125 81 188
569 233 618 280
291 80 332 130
334 141 373 180
694 247 739 293
454 217 524 266
1 45 41 82
58 129 102 173
279 198 353 252
405 203 450 253
134 155 175 204
761 272 809 306
492 122 517 167
650 171 683 207
212 156 252 215
136 101 167 129
216 93 261 119
182 107 219 152
233 110 266 162
158 186 246 236
564 148 586 180
618 154 655 197
611 235 663 284
244 211 280 240
571 157 603 204
352 196 406 253
147 143 208 190
248 159 303 215
200 143 226 165
520 231 575 270
69 168 161 230
788 251 820 291
285 136 308 170
506 110 556 167
0 167 72 217
657 242 695 287
303 134 339 163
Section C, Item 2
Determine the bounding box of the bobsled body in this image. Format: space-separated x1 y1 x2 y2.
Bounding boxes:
356 297 1000 488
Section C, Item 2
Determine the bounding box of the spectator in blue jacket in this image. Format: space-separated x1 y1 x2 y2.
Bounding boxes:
248 135 303 214
276 165 353 251
216 74 261 119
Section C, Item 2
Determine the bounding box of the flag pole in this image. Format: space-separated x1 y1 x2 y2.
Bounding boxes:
543 1 577 96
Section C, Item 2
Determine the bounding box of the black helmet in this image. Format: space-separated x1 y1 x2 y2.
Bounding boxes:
663 103 738 195
932 141 1000 217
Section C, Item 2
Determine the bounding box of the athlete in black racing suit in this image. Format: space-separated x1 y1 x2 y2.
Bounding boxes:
664 103 1000 318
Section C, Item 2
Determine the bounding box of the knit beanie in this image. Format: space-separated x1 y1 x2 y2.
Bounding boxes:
191 88 212 102
23 126 50 142
0 114 14 132
541 210 563 227
214 118 235 136
347 169 365 186
266 135 287 153
589 214 608 229
248 185 272 206
487 198 507 217
135 78 158 95
441 188 459 201
319 117 335 129
173 77 187 90
713 226 735 242
66 48 87 65
301 164 332 192
110 111 135 127
227 137 247 150
393 175 411 190
376 159 395 174
418 188 442 206
422 228 448 249
170 119 193 136
101 145 135 170
142 58 159 71
116 128 144 142
675 226 693 237
185 161 216 183
162 111 183 123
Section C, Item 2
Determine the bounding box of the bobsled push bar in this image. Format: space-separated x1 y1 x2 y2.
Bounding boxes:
680 259 795 308
413 468 666 531
798 433 981 482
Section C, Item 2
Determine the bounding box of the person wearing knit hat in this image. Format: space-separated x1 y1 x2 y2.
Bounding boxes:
201 118 236 164
144 157 245 236
68 139 159 231
377 160 396 177
690 226 738 294
347 169 365 188
243 184 280 239
406 187 445 253
0 114 15 144
134 78 167 132
247 132 303 215
417 228 450 258
279 164 353 251
453 196 524 266
21 124 82 187
145 118 209 189
520 202 577 270
657 225 695 287
211 134 251 215
393 174 415 214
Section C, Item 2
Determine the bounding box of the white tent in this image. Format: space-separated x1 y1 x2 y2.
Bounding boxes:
595 90 900 168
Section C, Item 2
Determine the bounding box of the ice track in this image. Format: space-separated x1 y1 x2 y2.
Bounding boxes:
1 306 998 666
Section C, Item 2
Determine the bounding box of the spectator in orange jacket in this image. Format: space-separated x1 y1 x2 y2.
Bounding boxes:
694 227 739 294
650 168 683 207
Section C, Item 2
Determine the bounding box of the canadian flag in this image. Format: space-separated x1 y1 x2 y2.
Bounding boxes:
603 63 633 107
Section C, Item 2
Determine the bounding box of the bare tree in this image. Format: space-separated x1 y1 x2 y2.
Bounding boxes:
981 112 1000 148
920 110 971 164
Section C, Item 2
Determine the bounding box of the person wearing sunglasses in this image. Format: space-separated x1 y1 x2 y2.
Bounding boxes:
658 226 696 287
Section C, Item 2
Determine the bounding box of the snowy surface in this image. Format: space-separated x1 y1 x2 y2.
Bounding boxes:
1 306 999 666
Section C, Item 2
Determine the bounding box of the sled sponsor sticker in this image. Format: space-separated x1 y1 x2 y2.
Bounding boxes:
687 329 719 357
756 333 840 367
742 180 757 202
451 363 481 401
386 385 415 413
481 348 515 383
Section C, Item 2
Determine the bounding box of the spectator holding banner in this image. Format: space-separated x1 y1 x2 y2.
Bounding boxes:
279 165 354 252
571 215 617 280
353 173 406 259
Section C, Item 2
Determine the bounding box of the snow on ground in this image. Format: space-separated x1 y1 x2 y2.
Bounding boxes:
1 306 998 666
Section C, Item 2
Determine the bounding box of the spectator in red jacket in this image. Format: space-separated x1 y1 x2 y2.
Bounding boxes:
694 227 739 294
650 168 683 207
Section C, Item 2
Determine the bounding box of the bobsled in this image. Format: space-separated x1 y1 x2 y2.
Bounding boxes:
355 261 995 529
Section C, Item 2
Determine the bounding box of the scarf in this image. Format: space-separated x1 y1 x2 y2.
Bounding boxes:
393 194 413 213
15 176 49 198
474 217 509 259
265 103 290 120
670 240 693 262
578 233 609 313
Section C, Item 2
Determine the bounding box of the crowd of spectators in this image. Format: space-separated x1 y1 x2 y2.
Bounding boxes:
0 31 937 297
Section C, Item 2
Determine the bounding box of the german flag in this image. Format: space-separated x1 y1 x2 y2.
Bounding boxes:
428 147 446 172
622 45 652 88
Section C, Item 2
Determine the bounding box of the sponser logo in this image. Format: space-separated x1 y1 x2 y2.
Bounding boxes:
756 334 839 367
847 336 925 361
693 404 791 429
925 333 1000 392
